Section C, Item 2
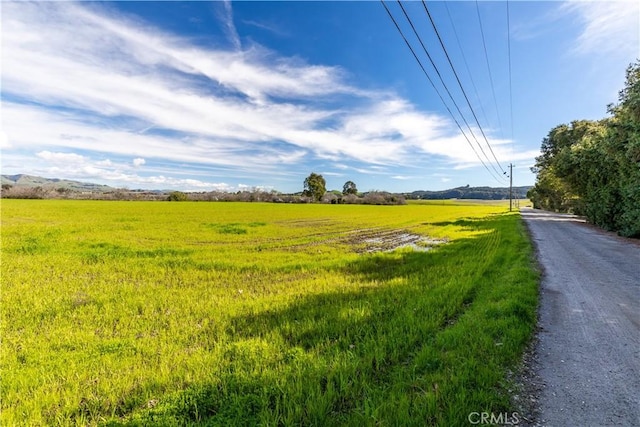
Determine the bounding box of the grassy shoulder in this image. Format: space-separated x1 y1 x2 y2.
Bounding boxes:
1 200 538 426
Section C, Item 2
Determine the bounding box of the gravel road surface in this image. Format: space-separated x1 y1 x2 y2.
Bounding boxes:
521 208 640 426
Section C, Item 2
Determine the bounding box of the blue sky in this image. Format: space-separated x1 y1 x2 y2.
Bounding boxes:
1 1 638 193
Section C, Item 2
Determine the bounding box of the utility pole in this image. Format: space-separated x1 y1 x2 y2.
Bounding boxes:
509 163 513 212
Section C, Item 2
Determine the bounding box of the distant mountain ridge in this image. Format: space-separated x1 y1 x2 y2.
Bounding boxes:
406 185 532 200
1 174 115 192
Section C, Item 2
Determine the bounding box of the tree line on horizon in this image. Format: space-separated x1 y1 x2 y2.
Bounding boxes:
527 61 640 237
0 174 406 205
1 174 529 204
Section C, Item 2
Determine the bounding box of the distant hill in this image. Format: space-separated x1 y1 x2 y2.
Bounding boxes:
406 185 532 200
1 174 115 192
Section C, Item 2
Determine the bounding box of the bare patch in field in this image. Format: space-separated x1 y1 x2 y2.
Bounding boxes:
345 229 447 253
274 221 446 254
278 218 335 228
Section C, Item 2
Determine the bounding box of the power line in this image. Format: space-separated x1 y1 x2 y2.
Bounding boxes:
393 0 505 182
443 1 492 138
420 0 507 176
475 0 504 144
379 0 504 184
397 0 504 181
506 0 514 147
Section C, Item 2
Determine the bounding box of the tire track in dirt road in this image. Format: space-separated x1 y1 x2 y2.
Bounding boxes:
521 208 640 426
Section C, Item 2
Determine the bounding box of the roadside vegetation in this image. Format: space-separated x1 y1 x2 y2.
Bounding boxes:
528 61 640 237
1 200 538 425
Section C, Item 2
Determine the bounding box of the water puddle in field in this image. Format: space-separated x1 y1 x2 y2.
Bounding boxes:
346 229 447 253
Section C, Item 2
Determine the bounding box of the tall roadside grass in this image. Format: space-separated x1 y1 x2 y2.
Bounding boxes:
1 200 538 426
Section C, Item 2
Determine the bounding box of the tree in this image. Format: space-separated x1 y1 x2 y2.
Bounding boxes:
342 180 358 195
529 61 640 236
167 191 188 201
603 60 640 236
303 173 326 202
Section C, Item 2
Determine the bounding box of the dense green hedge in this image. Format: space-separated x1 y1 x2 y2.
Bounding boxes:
528 61 640 237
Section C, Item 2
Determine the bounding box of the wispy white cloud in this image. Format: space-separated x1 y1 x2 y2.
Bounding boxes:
132 158 146 167
242 19 288 37
0 2 524 190
36 151 86 164
0 131 9 149
562 1 640 58
34 150 234 191
219 0 241 51
2 102 300 173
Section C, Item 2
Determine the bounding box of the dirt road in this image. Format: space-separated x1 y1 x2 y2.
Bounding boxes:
521 208 640 426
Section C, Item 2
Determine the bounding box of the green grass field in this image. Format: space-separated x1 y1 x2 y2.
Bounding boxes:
1 200 538 426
